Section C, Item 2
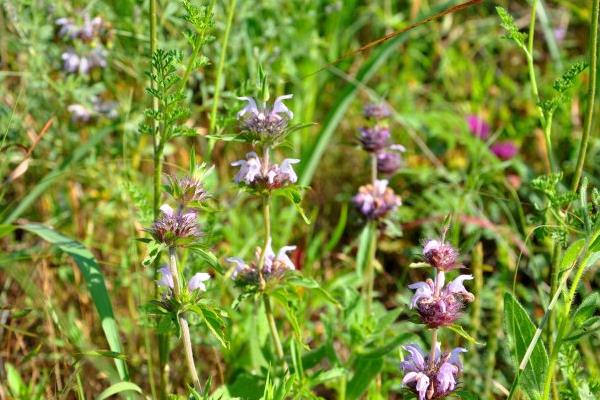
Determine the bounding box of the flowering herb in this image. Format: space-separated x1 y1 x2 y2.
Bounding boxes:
353 179 401 220
402 235 473 399
401 343 466 400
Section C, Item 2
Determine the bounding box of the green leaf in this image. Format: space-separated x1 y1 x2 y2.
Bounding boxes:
309 367 347 386
564 293 600 342
504 292 548 400
0 224 16 238
142 240 166 268
95 382 143 400
188 245 223 274
496 6 527 47
448 324 483 345
190 304 229 348
5 363 25 397
356 224 374 276
346 357 383 400
552 62 588 93
356 332 411 359
21 223 130 381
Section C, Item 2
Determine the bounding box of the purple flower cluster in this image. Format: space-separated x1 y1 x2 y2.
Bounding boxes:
149 204 201 246
62 48 107 75
465 115 518 161
237 95 294 143
56 14 111 76
158 267 211 293
409 271 474 328
401 343 466 400
402 238 474 398
353 179 401 220
165 175 209 207
68 97 118 124
231 152 299 190
226 237 296 285
363 103 391 120
359 103 405 175
56 15 110 42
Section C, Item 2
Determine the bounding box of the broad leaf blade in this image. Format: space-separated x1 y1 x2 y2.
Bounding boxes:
504 292 548 400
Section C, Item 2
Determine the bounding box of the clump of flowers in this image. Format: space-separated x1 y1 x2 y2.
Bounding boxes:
68 96 118 124
149 204 200 246
465 115 518 160
401 343 466 400
55 14 112 76
157 266 211 294
237 95 294 145
231 152 299 190
353 179 401 220
227 238 296 287
225 89 309 369
402 236 473 399
409 272 474 328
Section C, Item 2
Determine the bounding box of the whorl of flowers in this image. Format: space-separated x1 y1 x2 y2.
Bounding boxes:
68 97 118 124
61 48 107 75
377 144 406 175
231 152 299 190
149 204 201 246
363 102 391 120
56 15 111 43
226 237 296 286
408 272 475 328
165 175 210 207
353 179 401 220
237 95 294 144
401 343 466 400
422 240 461 271
358 125 391 153
157 267 211 293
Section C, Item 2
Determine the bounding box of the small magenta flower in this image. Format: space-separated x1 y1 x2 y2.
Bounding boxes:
237 95 294 142
376 144 406 175
423 240 460 271
401 343 466 400
149 204 200 246
465 115 490 140
226 237 296 285
231 152 299 189
353 179 401 219
490 141 518 160
408 273 475 328
363 103 391 120
358 126 390 152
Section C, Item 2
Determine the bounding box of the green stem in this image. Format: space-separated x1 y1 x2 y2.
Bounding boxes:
364 221 377 316
264 294 287 367
209 0 237 134
572 0 599 191
547 242 561 351
168 247 202 392
429 329 438 368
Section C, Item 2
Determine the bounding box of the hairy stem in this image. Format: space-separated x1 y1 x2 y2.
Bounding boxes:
572 0 599 191
429 329 438 368
168 247 202 391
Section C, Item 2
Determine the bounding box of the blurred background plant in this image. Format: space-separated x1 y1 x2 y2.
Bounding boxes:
1 0 599 399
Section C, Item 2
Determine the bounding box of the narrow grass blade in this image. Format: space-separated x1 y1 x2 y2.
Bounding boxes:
21 223 130 381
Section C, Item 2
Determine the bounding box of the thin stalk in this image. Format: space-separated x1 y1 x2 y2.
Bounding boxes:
542 248 591 399
429 329 438 368
168 247 202 391
364 153 378 316
209 0 237 133
572 0 599 191
364 221 377 316
470 243 483 339
546 242 561 351
264 295 287 365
